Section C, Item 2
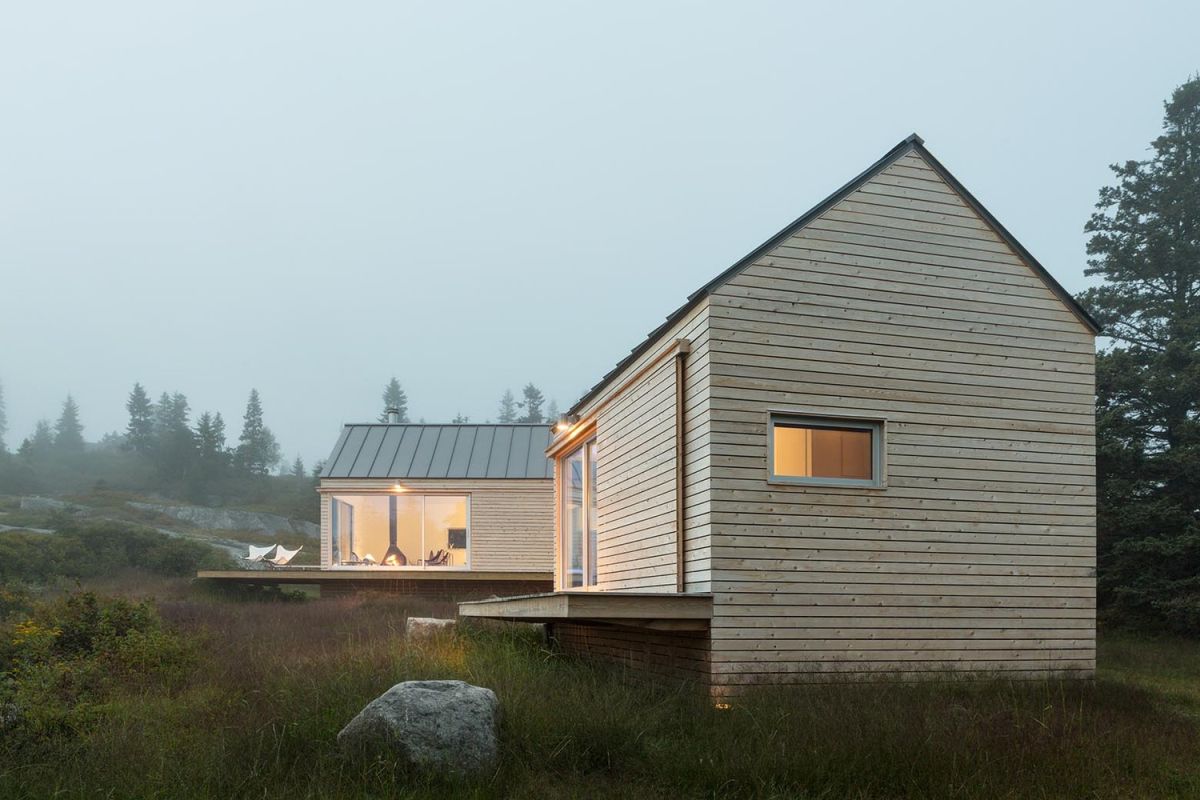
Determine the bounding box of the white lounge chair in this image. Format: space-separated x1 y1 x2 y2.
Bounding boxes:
241 544 278 563
268 545 303 567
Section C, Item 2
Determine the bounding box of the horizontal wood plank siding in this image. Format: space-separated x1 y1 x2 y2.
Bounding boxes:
318 478 553 572
570 301 713 593
706 149 1096 686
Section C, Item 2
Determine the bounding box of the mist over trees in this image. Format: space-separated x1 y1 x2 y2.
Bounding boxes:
1081 76 1200 633
234 390 281 476
53 395 85 455
0 370 566 516
494 384 556 424
125 383 154 454
0 382 310 521
518 383 545 423
497 389 517 423
0 378 8 453
379 378 409 422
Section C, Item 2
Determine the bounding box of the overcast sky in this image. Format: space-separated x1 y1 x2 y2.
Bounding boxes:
1 1 1196 464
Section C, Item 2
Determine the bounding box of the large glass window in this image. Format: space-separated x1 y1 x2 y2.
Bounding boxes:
560 439 599 588
770 415 881 487
329 494 469 567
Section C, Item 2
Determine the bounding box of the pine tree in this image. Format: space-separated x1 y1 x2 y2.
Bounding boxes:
290 455 305 479
546 399 560 423
235 389 280 476
125 383 155 453
0 378 7 453
497 389 517 423
452 413 470 423
379 378 409 422
1079 76 1200 632
155 392 196 481
153 392 190 441
518 383 545 423
54 394 85 453
19 420 54 460
195 411 228 467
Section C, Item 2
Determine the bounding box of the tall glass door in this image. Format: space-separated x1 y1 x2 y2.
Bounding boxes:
561 438 598 588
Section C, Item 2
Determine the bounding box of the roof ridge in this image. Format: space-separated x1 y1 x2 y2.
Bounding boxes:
567 132 1099 416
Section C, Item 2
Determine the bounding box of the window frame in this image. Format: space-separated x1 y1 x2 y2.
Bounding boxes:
766 411 886 488
327 491 472 569
558 435 599 590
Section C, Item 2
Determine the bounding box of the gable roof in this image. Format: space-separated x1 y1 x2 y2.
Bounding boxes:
321 423 553 480
567 133 1101 417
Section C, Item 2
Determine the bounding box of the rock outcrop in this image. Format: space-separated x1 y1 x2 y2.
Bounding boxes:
127 502 319 538
19 496 73 513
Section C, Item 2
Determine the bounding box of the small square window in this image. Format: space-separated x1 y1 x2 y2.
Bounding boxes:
769 415 882 487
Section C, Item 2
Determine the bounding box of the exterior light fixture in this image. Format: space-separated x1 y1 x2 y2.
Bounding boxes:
555 413 581 433
392 483 407 493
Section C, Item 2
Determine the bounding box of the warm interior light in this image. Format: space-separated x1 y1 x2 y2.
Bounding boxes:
714 702 731 711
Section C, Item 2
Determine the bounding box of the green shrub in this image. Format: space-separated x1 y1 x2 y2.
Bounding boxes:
0 520 232 584
0 592 197 742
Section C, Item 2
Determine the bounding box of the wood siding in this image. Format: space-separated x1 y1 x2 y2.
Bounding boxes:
317 478 554 572
704 149 1096 685
562 301 713 593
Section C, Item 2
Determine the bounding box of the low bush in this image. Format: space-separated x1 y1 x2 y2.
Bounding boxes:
0 591 197 742
0 519 231 584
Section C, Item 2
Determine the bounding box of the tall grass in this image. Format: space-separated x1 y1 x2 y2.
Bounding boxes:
2 591 1199 799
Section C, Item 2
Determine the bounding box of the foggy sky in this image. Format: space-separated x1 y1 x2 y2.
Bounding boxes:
1 1 1196 465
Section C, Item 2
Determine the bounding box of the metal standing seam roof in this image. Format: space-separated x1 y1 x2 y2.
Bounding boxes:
566 133 1102 417
320 424 553 480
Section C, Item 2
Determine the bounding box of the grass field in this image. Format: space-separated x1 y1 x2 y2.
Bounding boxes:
2 581 1199 800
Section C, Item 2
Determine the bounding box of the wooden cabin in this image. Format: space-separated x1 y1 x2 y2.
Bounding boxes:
460 134 1099 691
200 422 556 598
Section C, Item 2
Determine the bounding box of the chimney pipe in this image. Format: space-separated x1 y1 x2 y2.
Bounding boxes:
385 407 400 424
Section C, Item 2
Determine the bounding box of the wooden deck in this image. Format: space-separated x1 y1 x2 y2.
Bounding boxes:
195 569 553 599
458 591 713 630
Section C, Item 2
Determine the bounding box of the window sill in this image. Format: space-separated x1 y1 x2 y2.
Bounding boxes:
766 478 887 490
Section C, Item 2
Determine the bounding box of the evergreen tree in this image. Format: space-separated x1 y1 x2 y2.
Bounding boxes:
125 383 155 454
0 378 7 453
497 389 517 423
546 399 560 423
379 378 409 422
154 392 196 482
20 420 54 460
290 455 306 479
311 460 326 479
54 394 85 453
1079 76 1200 632
235 389 280 475
195 411 228 467
153 392 192 441
518 383 545 423
451 413 470 423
